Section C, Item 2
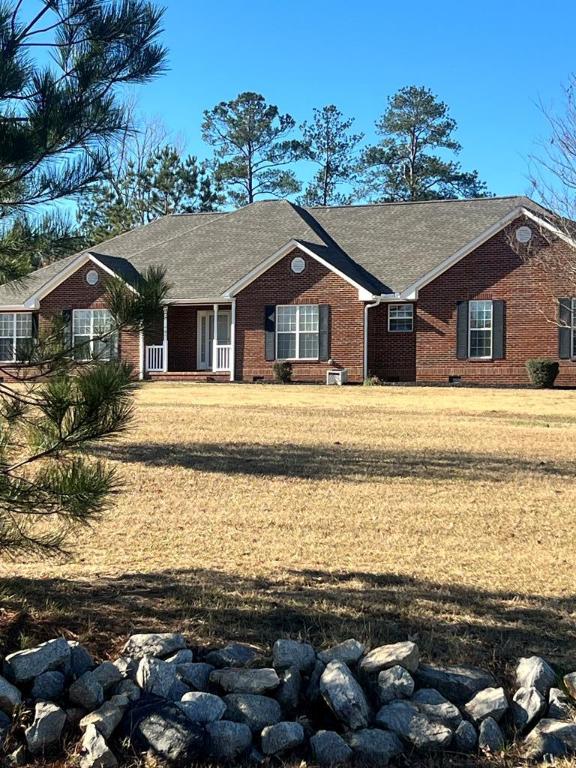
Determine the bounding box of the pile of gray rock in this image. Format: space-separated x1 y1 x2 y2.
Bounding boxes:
0 633 575 766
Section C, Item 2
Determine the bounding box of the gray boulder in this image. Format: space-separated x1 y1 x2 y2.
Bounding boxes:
275 666 301 711
79 697 128 740
68 642 94 678
318 639 365 666
31 671 65 702
224 693 282 732
5 638 70 683
565 672 576 699
120 699 204 765
0 674 21 714
205 643 259 668
80 724 117 768
412 688 462 729
209 667 279 694
112 657 137 680
92 662 123 692
454 720 477 752
478 716 505 752
377 665 414 704
359 641 419 675
512 686 546 732
517 656 556 697
523 718 576 759
261 721 305 755
319 660 369 730
0 710 11 741
464 686 508 723
272 639 316 673
167 679 190 702
306 659 325 703
178 692 226 724
165 649 194 666
310 730 353 765
136 657 177 698
177 662 214 691
122 632 187 660
415 663 496 705
25 701 67 754
347 728 404 765
114 679 141 702
549 687 574 720
206 719 252 761
375 700 452 750
69 671 104 711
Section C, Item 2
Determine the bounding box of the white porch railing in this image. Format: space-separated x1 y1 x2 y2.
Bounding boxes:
214 343 231 371
146 345 164 372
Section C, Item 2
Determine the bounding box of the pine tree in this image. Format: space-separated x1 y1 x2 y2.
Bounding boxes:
0 0 168 556
79 145 220 243
299 105 363 206
202 92 304 206
359 86 489 201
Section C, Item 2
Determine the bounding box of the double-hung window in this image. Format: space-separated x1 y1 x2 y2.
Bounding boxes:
276 305 319 360
468 300 493 359
388 304 414 332
72 309 117 361
0 313 34 362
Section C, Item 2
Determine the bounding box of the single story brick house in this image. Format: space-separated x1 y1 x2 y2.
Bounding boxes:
0 195 575 385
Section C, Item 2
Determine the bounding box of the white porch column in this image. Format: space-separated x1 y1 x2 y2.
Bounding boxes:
212 303 219 372
229 298 236 381
139 328 144 380
162 305 168 372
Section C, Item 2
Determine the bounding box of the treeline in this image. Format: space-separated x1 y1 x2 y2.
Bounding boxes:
2 85 490 274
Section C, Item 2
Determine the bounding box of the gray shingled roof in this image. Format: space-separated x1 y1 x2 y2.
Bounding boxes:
0 197 548 306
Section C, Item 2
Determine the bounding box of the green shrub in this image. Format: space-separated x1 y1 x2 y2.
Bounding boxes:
273 361 292 384
526 358 560 388
363 375 383 387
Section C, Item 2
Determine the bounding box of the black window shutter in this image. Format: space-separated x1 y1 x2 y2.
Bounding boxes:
31 314 39 338
319 304 330 361
559 298 572 359
456 301 469 359
264 305 276 361
62 309 72 351
492 300 505 359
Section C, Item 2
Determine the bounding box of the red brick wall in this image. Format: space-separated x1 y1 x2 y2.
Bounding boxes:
415 222 576 385
367 303 416 381
38 261 141 373
235 248 365 382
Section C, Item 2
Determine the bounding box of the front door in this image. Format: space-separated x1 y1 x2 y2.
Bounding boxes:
197 310 231 370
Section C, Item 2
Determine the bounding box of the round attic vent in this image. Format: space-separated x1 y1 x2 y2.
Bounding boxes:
515 225 533 244
85 269 100 286
291 256 306 274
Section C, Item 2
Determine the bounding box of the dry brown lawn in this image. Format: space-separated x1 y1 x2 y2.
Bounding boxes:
1 382 576 680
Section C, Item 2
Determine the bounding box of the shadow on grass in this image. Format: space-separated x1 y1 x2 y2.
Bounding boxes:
1 568 574 677
90 441 574 482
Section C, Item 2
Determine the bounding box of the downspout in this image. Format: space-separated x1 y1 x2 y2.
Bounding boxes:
363 297 383 381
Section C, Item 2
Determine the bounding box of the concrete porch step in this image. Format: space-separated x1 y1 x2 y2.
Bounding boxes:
146 371 231 382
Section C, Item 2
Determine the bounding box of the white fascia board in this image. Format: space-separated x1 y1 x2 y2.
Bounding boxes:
398 207 527 301
224 239 373 301
522 208 576 250
162 297 232 305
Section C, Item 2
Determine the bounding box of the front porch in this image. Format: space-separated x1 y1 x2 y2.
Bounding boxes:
143 303 234 380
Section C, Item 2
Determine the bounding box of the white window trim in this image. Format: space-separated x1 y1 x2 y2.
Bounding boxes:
388 303 414 333
72 309 116 362
275 304 320 361
0 312 34 363
468 300 493 360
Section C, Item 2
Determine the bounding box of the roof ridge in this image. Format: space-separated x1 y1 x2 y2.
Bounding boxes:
305 195 530 211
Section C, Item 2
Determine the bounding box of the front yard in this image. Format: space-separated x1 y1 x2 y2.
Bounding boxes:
1 383 575 677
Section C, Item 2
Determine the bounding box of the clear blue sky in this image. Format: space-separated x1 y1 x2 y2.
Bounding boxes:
134 0 575 198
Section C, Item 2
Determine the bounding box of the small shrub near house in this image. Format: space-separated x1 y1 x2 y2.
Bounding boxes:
273 361 292 384
526 358 560 388
363 374 383 386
